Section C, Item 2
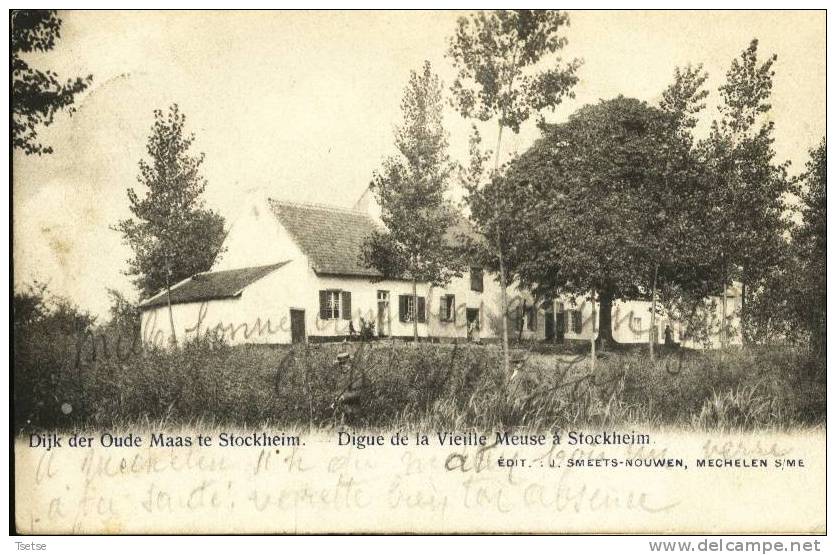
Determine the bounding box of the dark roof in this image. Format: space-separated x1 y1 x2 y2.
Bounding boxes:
268 199 383 277
139 261 290 309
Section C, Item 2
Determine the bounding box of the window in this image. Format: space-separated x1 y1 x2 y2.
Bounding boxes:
399 295 426 323
319 290 351 320
632 316 642 331
470 267 484 292
526 305 537 331
440 294 455 323
571 310 582 334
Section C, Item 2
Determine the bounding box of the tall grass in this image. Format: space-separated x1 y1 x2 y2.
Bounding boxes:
13 328 825 432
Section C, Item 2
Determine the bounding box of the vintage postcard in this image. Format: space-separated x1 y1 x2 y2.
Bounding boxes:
11 9 826 535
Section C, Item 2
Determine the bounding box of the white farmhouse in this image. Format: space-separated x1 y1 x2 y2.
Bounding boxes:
140 194 513 346
139 192 740 348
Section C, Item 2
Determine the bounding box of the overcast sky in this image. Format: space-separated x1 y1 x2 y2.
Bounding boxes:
13 10 825 318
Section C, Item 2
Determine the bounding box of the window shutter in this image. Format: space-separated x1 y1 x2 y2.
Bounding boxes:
341 291 351 320
399 295 407 322
470 268 483 292
450 296 456 323
319 290 328 320
417 297 426 323
439 297 447 322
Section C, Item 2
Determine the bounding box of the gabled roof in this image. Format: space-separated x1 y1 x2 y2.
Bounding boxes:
268 199 383 277
139 261 290 309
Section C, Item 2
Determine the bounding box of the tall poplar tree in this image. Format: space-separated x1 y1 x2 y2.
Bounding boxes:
701 39 792 346
114 104 226 344
447 9 580 373
361 61 461 344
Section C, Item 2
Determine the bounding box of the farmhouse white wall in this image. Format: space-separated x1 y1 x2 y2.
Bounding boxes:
141 258 312 346
140 194 741 348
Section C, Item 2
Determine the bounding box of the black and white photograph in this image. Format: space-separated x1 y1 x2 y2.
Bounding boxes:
10 8 827 538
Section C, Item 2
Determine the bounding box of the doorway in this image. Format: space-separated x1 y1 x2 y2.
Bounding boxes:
466 308 480 341
377 290 390 337
290 309 306 343
545 302 565 343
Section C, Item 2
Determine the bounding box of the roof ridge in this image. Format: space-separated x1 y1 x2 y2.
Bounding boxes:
268 198 367 216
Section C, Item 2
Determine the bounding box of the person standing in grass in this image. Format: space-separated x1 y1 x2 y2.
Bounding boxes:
664 324 675 347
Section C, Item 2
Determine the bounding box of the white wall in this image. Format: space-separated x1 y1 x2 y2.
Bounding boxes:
315 268 509 341
212 194 306 271
141 258 312 346
548 293 741 348
141 263 742 349
140 263 522 345
144 192 739 348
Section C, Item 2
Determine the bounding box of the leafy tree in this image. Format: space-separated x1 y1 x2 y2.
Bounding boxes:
14 281 96 334
794 139 826 358
643 64 712 358
700 39 792 346
113 104 226 344
105 288 141 337
447 9 580 372
361 61 461 344
13 281 51 328
13 281 97 429
11 10 92 155
747 140 826 356
507 96 693 347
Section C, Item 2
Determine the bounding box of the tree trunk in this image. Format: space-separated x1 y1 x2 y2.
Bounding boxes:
165 264 177 347
518 299 526 342
597 289 616 349
553 300 558 345
493 119 510 375
740 281 747 345
720 274 728 350
590 289 597 372
650 263 658 360
411 278 418 348
498 250 511 373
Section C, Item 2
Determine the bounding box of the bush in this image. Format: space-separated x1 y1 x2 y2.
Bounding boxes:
13 324 826 432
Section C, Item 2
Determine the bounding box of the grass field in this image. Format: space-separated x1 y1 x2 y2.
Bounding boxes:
13 328 826 432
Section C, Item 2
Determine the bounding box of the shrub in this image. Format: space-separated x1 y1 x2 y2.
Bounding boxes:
13 324 826 432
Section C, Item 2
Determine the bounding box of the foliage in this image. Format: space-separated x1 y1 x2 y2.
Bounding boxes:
10 287 825 432
11 10 92 155
506 96 701 342
13 282 97 428
13 281 97 334
743 139 826 357
113 104 227 299
14 336 824 431
361 61 462 341
699 39 793 342
104 288 141 338
358 318 376 341
447 9 581 368
447 10 580 132
793 139 827 358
